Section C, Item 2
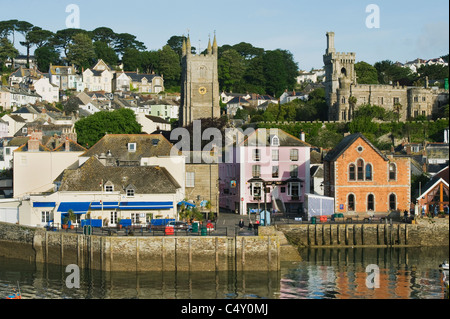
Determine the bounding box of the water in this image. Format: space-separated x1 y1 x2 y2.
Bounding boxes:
0 247 448 299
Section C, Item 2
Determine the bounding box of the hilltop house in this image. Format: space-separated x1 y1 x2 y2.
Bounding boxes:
83 60 115 93
48 64 83 91
113 71 164 93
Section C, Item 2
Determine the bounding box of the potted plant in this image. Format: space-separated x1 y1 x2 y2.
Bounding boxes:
62 216 69 229
67 209 76 229
438 211 445 218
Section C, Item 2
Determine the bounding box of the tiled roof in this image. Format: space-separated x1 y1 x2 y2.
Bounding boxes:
58 156 180 194
240 128 310 147
324 133 388 162
80 134 174 161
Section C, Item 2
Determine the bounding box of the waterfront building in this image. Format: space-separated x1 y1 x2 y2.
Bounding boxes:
323 133 411 215
219 128 310 215
416 166 449 216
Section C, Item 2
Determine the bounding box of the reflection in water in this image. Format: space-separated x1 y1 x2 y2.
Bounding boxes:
280 247 449 299
0 247 448 299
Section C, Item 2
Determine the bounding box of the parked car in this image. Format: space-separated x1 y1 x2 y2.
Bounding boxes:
167 221 192 231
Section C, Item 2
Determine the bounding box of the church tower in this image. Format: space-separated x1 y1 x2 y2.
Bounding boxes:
180 34 220 127
323 32 356 121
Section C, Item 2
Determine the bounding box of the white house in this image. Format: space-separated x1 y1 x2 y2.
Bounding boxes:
279 90 309 105
32 77 59 103
83 60 115 93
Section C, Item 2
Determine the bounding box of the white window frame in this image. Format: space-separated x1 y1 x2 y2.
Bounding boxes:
186 172 195 188
288 182 301 197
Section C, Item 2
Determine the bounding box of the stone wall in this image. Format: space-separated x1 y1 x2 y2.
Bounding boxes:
0 222 282 272
277 219 449 248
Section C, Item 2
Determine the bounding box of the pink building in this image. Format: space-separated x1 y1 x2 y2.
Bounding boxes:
219 128 310 215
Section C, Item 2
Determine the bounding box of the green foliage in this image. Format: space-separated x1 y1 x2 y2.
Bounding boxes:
157 45 181 89
66 33 96 69
0 37 18 67
94 41 118 66
75 108 142 148
35 45 60 71
355 61 379 84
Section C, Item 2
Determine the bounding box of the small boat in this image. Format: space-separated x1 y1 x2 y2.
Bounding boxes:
5 282 21 299
439 261 449 270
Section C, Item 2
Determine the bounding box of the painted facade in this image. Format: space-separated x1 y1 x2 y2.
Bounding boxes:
220 128 310 215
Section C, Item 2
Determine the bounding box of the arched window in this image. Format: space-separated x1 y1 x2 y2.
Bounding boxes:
389 193 397 211
348 194 355 211
367 194 375 211
365 164 372 181
357 159 364 181
341 67 347 76
389 163 397 181
349 164 356 181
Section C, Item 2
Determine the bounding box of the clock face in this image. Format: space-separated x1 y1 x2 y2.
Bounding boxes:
199 87 207 95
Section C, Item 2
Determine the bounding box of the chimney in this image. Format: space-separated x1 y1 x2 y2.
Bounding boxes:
28 130 42 151
300 130 305 142
65 137 70 152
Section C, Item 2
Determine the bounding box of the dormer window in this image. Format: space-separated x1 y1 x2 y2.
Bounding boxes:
126 188 135 197
104 181 114 193
271 135 280 147
128 143 136 152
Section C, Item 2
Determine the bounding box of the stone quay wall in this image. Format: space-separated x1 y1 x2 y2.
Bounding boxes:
0 222 282 272
277 219 449 248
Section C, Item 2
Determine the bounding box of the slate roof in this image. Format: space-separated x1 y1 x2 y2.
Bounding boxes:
240 128 310 147
324 133 388 162
81 134 174 161
125 72 159 82
58 156 180 194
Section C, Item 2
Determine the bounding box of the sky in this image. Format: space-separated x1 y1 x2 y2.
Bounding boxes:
1 0 449 71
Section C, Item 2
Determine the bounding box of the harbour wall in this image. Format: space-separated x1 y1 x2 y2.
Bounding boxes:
0 222 285 272
277 219 449 248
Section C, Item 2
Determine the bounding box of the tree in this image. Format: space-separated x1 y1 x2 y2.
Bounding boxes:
66 33 96 70
75 108 142 148
0 37 18 69
355 61 379 84
262 49 298 97
113 33 146 56
0 20 19 44
91 27 116 44
157 45 181 88
52 28 90 57
94 41 118 66
218 49 245 92
122 48 143 72
35 46 60 71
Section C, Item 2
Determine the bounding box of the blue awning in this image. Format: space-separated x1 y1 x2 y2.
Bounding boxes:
57 202 90 214
177 201 195 208
33 202 56 208
90 202 119 210
119 201 173 210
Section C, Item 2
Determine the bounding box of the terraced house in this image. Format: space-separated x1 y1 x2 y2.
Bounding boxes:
323 133 411 215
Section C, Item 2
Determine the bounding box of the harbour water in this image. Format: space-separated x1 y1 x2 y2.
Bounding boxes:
0 246 448 299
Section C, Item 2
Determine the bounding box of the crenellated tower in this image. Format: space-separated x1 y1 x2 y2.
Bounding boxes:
323 32 356 121
180 34 220 127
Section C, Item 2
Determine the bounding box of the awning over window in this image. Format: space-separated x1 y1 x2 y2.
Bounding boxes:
57 202 90 214
33 202 56 208
177 201 195 208
90 202 119 210
119 201 173 210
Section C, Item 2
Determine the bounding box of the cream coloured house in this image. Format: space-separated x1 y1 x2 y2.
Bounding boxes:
83 59 115 93
13 130 86 198
32 77 59 103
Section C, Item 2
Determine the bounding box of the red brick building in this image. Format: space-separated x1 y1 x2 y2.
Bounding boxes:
324 133 410 215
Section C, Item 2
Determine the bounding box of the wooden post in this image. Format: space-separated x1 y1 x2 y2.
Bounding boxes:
440 182 444 212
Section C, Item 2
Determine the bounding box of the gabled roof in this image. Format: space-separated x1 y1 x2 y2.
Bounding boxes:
58 156 180 194
324 133 388 162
